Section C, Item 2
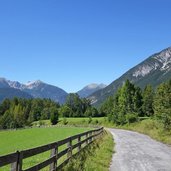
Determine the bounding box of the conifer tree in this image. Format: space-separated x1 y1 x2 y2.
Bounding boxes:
153 80 171 129
142 85 154 116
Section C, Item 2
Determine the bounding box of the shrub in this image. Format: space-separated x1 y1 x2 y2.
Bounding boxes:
38 120 45 126
126 113 138 124
63 118 68 125
88 117 92 124
50 108 58 125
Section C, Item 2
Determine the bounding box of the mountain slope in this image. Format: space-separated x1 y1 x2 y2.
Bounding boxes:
77 83 106 98
23 80 68 104
89 47 171 106
0 88 33 102
0 78 68 104
0 78 10 88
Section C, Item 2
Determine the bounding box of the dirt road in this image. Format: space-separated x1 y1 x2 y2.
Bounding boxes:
109 129 171 171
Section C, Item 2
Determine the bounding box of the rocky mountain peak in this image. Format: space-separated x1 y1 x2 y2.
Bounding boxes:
8 81 24 89
133 47 171 78
25 80 43 89
153 47 171 71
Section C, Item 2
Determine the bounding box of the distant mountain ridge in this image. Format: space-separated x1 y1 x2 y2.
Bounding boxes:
0 88 33 102
77 83 106 98
1 47 171 105
88 47 171 106
0 78 68 104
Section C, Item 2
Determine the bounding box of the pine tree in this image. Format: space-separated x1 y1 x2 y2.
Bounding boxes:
118 80 136 114
133 86 143 116
153 80 171 129
110 80 141 124
142 85 154 117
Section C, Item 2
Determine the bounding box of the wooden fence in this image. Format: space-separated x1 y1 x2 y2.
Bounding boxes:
0 127 104 171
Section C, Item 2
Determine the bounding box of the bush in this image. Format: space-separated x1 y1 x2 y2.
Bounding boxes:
50 108 58 125
88 117 92 124
126 113 138 124
38 120 45 126
92 119 99 125
63 118 68 125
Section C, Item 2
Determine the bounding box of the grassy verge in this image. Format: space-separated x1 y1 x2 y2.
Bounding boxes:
63 130 114 171
116 119 171 145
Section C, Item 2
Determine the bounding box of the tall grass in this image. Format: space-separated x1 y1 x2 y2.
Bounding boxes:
117 119 171 145
63 130 114 171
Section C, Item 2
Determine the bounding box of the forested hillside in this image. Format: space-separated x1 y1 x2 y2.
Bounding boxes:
100 79 171 130
89 47 171 106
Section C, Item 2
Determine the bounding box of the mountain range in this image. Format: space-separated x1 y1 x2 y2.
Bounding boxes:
0 88 33 101
0 78 68 104
0 78 106 104
0 46 171 105
88 47 171 106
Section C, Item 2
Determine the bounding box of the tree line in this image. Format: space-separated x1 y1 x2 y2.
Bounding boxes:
0 98 60 129
0 79 170 129
61 93 100 118
100 79 171 130
0 93 103 129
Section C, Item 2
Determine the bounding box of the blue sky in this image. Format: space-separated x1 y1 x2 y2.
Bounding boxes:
0 0 171 92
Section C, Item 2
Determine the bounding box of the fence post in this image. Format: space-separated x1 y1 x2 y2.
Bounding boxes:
49 143 58 171
94 130 96 140
18 151 23 171
92 131 95 141
86 133 88 146
100 127 103 137
89 131 92 143
67 137 72 159
10 151 19 171
11 162 17 171
78 135 81 152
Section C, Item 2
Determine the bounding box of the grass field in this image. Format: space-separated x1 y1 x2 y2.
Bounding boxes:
0 127 90 155
0 117 115 170
0 127 90 170
32 117 109 127
59 117 107 125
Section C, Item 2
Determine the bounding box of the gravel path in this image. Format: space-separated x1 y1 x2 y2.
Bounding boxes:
108 128 171 171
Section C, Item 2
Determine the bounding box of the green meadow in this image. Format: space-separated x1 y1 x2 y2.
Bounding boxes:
32 117 108 127
0 127 90 170
0 127 90 155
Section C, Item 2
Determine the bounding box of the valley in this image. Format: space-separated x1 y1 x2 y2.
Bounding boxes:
0 46 171 171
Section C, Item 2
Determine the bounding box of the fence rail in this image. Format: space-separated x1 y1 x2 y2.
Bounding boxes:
0 127 104 171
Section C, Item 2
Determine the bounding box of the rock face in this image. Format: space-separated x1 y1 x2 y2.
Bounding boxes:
88 47 171 106
0 78 68 104
77 83 106 98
